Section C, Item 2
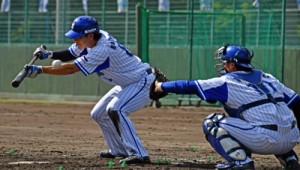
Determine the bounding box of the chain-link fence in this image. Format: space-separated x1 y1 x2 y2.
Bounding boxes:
0 0 299 46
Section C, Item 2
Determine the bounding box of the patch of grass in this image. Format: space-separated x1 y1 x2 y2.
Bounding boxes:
186 145 199 152
156 157 170 165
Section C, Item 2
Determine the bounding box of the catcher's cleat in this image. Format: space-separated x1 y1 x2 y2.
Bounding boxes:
276 150 300 170
99 150 126 158
286 160 300 170
215 161 255 170
119 156 151 164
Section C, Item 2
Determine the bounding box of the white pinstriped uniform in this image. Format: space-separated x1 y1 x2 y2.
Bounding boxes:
69 30 155 157
195 70 300 155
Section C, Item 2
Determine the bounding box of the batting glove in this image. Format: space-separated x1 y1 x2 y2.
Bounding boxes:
33 47 53 60
26 65 43 78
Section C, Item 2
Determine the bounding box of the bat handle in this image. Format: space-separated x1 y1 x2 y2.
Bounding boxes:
41 45 47 50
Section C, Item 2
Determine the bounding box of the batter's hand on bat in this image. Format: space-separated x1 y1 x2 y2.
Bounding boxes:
33 46 53 60
26 65 43 78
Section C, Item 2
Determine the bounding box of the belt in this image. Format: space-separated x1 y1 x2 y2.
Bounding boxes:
146 68 154 75
259 121 296 131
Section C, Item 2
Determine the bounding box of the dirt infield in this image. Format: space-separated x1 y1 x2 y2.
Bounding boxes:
0 100 299 169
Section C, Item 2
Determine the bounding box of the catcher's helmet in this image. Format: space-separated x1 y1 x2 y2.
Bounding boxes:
214 44 254 75
65 16 99 39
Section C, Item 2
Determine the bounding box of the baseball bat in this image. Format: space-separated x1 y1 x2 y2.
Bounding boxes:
11 45 47 88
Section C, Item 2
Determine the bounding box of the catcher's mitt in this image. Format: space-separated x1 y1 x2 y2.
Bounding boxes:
150 67 168 100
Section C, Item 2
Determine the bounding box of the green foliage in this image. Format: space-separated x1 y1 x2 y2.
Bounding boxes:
186 145 199 152
156 157 170 165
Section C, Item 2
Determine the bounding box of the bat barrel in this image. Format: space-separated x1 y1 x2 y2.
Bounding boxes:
11 80 21 88
11 68 28 88
11 45 47 88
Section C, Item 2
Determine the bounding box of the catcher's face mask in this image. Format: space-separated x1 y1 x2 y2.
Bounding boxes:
214 44 228 76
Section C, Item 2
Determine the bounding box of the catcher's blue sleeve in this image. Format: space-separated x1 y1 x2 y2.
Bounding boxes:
161 80 199 95
194 79 228 102
161 80 228 102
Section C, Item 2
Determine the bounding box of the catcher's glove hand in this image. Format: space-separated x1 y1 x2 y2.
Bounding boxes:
150 67 168 100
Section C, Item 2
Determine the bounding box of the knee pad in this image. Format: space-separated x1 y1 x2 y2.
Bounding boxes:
203 113 247 162
203 112 225 135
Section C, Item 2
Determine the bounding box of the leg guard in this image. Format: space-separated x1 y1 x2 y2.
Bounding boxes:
108 108 121 136
203 113 247 162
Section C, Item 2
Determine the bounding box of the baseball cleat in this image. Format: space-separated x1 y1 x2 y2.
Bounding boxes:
286 159 300 170
215 161 255 170
119 156 151 164
99 150 126 158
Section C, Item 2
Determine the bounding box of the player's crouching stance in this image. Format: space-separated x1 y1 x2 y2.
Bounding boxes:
155 44 300 170
26 16 168 164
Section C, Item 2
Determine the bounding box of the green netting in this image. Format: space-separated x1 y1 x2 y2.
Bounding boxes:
137 1 286 106
148 11 244 47
0 0 298 46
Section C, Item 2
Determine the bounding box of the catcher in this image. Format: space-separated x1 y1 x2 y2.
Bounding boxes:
26 16 168 164
154 44 300 170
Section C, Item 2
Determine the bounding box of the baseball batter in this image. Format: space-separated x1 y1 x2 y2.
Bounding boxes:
155 44 300 170
26 16 163 164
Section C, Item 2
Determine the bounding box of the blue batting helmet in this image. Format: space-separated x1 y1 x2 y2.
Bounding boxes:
65 16 99 39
